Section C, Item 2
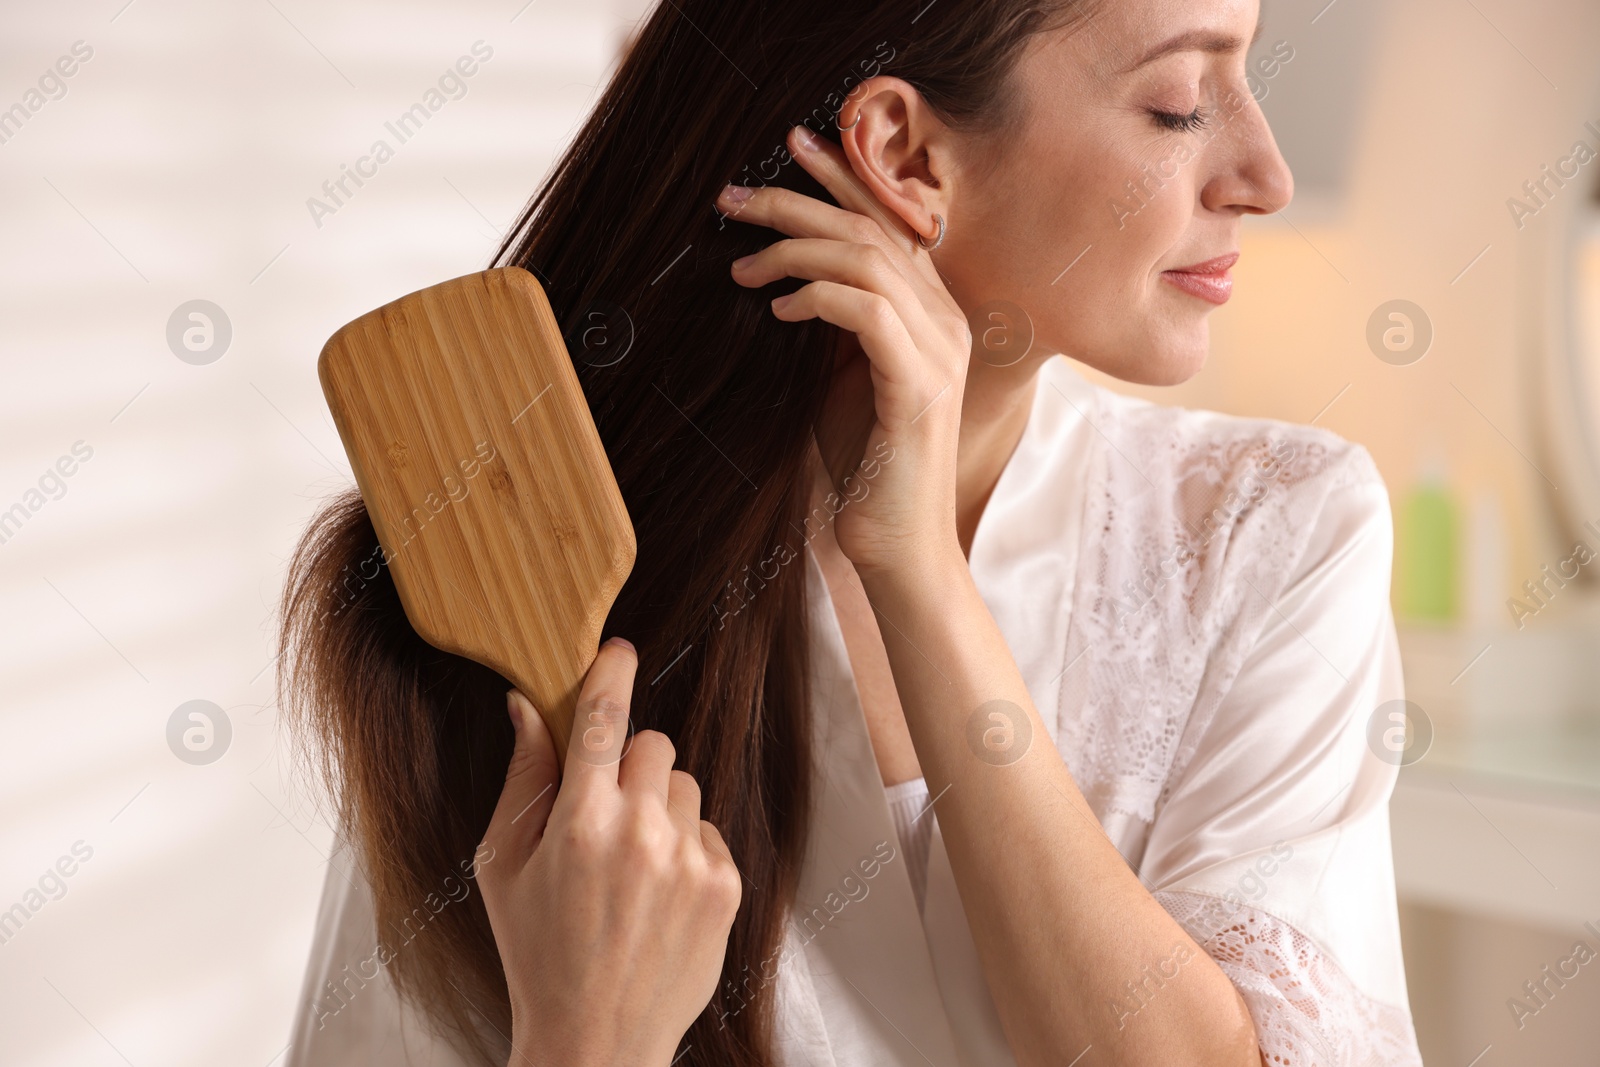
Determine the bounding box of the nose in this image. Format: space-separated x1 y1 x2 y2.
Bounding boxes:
1201 90 1294 217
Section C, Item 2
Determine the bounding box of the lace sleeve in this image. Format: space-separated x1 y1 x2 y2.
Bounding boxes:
1154 889 1421 1066
1132 472 1424 1066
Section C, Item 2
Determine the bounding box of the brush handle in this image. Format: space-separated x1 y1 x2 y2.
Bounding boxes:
503 638 601 767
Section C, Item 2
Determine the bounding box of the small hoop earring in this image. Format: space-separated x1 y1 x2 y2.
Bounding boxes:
917 213 946 252
837 108 860 131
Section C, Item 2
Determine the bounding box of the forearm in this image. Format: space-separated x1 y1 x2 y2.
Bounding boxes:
856 552 1260 1067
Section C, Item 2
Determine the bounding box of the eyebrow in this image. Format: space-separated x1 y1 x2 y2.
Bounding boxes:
1119 15 1267 74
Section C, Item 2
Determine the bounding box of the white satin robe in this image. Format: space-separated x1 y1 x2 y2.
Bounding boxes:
286 354 1425 1066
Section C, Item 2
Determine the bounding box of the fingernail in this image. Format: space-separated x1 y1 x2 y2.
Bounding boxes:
506 690 525 737
732 253 756 270
720 183 753 203
796 126 820 151
604 636 636 653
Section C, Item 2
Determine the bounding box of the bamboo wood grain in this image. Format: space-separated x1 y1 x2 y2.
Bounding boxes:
318 267 635 762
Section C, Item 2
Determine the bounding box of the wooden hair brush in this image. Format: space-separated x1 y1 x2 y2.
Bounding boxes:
318 267 636 762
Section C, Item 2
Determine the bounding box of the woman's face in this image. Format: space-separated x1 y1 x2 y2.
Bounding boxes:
851 0 1293 387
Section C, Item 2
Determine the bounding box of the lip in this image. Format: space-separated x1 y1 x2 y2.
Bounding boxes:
1161 251 1238 306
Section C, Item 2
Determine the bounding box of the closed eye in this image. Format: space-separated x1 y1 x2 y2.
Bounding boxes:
1151 105 1211 133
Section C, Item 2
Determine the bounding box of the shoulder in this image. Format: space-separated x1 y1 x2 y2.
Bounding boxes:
1088 377 1382 498
1072 374 1391 578
1052 367 1402 826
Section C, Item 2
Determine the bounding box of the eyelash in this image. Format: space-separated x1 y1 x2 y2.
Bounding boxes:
1151 105 1211 133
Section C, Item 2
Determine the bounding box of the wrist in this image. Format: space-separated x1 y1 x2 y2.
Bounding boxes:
853 542 972 603
508 1026 605 1067
509 1024 677 1067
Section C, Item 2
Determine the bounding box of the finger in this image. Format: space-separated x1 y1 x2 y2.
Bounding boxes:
774 277 932 383
732 236 920 307
481 689 561 870
786 125 919 256
698 819 743 926
665 768 702 828
699 818 736 868
779 281 954 433
561 637 637 794
617 729 677 810
719 182 889 253
734 235 942 357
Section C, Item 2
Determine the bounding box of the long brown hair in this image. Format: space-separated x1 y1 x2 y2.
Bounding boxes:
278 1 1098 1063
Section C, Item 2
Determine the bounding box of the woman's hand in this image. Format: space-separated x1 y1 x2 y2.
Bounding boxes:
717 124 973 578
477 637 743 1067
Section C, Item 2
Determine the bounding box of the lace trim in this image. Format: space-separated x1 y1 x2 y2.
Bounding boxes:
1056 384 1385 823
1155 889 1422 1067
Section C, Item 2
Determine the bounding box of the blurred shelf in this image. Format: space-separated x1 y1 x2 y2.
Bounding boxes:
1391 612 1600 931
1408 714 1600 796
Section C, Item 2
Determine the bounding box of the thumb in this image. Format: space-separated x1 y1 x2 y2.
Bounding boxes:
481 689 561 871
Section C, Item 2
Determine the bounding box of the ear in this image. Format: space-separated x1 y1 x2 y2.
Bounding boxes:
835 76 952 246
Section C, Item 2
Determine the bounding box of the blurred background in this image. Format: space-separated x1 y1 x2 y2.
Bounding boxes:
1 0 1598 1063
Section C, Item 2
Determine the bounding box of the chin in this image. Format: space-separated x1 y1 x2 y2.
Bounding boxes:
1144 342 1209 386
1078 330 1209 387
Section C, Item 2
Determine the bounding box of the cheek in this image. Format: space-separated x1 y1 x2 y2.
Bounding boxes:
1027 120 1193 279
1035 143 1193 339
1005 128 1147 282
1091 142 1196 275
949 115 1208 381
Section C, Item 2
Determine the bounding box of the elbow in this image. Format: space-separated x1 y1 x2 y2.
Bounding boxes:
1222 1027 1264 1067
1210 986 1263 1067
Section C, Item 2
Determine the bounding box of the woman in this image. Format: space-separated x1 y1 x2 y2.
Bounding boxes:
280 0 1425 1064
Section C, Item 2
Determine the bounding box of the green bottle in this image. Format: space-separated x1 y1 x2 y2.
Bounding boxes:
1396 452 1458 622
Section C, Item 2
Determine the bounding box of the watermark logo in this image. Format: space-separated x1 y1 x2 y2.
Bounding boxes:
719 839 897 1030
569 701 630 768
965 699 1032 766
570 301 635 368
1506 120 1600 231
1365 699 1432 767
1507 922 1600 1030
713 40 897 231
324 441 500 621
1507 517 1600 628
166 300 232 365
0 440 94 548
712 440 894 631
0 841 94 947
306 42 495 229
0 40 94 148
1108 941 1198 1031
1244 39 1296 103
1365 299 1431 366
310 845 495 1028
968 300 1033 368
167 699 232 765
